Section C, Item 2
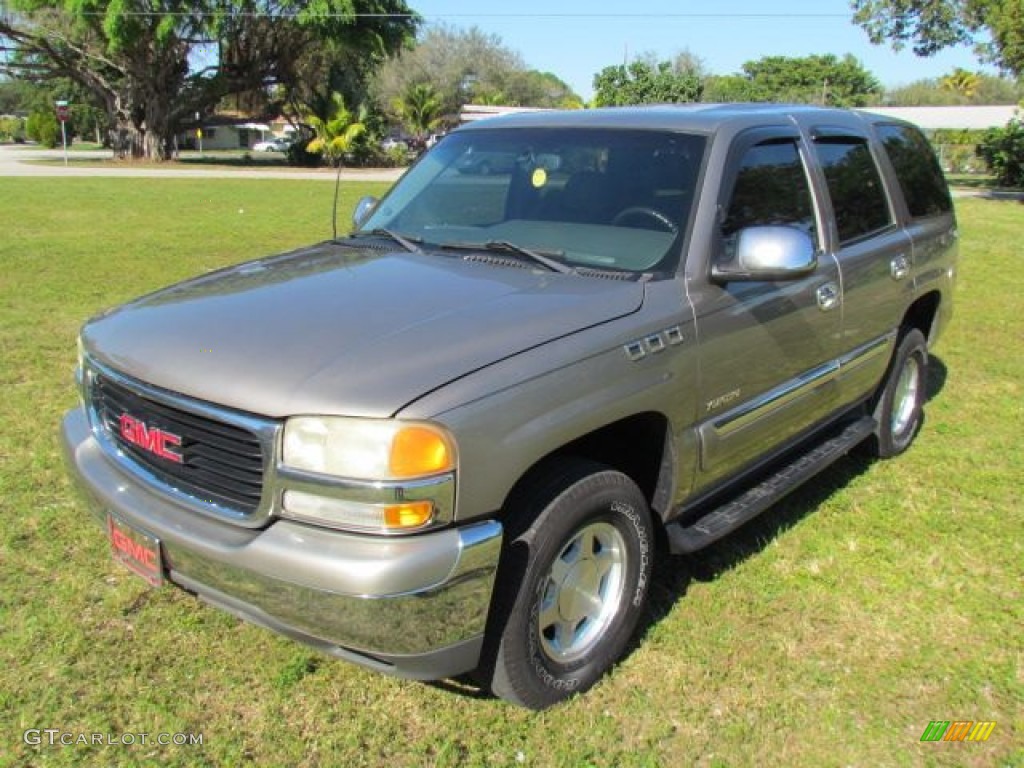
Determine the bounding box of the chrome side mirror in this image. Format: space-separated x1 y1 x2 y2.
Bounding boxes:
712 225 816 282
352 195 379 230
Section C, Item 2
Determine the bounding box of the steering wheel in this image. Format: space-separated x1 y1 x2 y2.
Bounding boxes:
611 206 678 233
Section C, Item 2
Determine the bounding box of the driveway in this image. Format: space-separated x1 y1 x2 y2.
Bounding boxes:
0 145 404 182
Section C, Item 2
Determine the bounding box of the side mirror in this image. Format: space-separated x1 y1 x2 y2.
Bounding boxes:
352 195 379 230
712 225 816 282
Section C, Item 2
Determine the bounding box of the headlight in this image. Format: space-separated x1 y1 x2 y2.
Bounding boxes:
280 417 457 533
282 417 456 480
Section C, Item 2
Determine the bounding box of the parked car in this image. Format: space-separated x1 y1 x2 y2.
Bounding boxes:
252 137 290 153
380 137 408 152
62 105 956 709
455 149 518 175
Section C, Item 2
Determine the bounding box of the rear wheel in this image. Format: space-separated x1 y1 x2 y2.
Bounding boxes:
866 328 929 458
481 459 654 709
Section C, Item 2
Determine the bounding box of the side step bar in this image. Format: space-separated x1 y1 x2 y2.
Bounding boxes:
666 416 876 554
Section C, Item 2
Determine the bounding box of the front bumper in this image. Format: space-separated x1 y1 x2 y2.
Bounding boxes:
61 407 503 680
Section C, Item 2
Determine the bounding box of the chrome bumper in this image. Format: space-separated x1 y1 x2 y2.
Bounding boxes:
61 407 503 680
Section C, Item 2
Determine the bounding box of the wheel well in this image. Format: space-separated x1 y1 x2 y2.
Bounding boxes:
902 291 940 342
502 413 670 519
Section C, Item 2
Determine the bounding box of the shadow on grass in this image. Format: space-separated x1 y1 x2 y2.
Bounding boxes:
176 155 294 169
430 355 948 703
641 353 949 632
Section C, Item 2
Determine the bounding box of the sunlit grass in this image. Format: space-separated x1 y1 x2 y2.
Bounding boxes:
1 181 1020 767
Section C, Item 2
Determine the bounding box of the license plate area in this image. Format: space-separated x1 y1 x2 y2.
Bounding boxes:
107 514 164 587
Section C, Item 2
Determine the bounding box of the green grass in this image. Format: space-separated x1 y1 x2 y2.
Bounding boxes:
1 180 1021 767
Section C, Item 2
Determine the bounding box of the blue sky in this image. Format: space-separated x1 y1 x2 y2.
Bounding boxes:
410 0 994 99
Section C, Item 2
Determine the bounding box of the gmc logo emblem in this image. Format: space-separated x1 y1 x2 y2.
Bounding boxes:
119 413 183 464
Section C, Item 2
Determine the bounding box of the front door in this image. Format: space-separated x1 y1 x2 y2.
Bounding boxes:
690 129 842 488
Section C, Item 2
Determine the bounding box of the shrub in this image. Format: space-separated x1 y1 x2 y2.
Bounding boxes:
285 136 322 167
976 117 1024 187
0 116 25 142
26 110 60 148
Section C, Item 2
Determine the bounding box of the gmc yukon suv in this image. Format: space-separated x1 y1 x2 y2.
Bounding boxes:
62 105 957 709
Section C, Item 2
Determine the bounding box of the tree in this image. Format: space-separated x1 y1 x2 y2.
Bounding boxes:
592 59 704 106
940 67 982 98
976 116 1024 185
851 0 1024 77
737 54 882 107
884 71 1022 104
25 109 59 146
374 24 581 119
306 93 366 166
0 1 417 160
392 82 444 139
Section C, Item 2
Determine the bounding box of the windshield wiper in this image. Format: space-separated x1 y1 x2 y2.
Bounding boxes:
350 228 423 254
483 240 574 274
440 239 574 274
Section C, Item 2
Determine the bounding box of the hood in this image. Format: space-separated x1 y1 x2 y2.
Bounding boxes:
82 243 644 418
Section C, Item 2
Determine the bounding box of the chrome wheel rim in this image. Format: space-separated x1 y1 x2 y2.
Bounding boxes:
537 521 626 664
891 356 922 437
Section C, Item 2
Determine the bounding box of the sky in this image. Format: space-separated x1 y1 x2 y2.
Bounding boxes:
409 0 996 100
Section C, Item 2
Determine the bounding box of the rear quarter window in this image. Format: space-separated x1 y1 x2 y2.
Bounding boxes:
875 124 953 219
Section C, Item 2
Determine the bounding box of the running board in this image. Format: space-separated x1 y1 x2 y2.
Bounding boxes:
666 416 876 554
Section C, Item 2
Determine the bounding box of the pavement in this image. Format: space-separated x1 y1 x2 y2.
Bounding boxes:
0 144 405 181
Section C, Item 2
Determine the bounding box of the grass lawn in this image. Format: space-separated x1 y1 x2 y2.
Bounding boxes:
0 179 1020 767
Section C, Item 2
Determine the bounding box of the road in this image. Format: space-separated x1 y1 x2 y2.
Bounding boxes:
2 144 1017 199
0 145 405 181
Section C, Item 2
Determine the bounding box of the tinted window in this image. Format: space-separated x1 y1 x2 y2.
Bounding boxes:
360 127 706 274
722 139 815 238
876 124 952 218
813 136 892 244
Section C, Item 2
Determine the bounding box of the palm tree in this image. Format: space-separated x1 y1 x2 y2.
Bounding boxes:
392 82 444 140
940 68 981 102
306 93 365 166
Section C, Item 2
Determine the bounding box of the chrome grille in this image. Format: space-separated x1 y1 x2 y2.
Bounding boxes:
90 371 266 515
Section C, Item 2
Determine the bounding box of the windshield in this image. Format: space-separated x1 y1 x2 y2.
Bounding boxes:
358 127 706 274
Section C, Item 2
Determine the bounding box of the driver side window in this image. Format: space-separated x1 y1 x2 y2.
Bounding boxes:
721 139 816 256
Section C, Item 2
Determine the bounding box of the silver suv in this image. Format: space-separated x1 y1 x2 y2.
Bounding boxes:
62 105 956 709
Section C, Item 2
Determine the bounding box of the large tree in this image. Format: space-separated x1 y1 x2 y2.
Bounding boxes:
736 54 883 107
0 0 417 160
851 0 1024 77
592 59 704 106
373 24 580 121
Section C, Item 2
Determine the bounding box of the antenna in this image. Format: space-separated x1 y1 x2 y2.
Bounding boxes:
331 159 343 240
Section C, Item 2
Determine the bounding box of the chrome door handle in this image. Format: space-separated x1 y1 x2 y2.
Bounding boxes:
891 254 909 280
816 282 840 311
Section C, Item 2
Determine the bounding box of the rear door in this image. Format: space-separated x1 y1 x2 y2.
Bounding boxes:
690 128 842 488
807 127 912 405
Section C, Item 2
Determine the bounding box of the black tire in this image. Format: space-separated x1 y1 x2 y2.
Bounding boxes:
866 328 929 458
481 458 655 709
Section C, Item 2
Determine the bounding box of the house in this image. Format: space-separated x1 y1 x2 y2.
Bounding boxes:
176 120 275 151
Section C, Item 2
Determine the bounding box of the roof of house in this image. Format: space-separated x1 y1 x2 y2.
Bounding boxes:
861 105 1017 130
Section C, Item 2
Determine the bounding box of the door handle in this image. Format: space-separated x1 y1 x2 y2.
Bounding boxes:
890 254 909 280
816 282 840 311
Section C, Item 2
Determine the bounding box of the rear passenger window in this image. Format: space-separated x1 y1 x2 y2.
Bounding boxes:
813 136 892 244
876 124 952 218
722 139 815 239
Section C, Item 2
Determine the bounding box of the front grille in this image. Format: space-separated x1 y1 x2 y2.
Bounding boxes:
90 372 265 515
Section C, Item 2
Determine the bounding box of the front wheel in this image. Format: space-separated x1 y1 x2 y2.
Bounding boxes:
482 459 655 709
866 328 929 458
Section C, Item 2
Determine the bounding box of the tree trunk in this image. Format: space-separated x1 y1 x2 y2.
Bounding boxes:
107 92 176 161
